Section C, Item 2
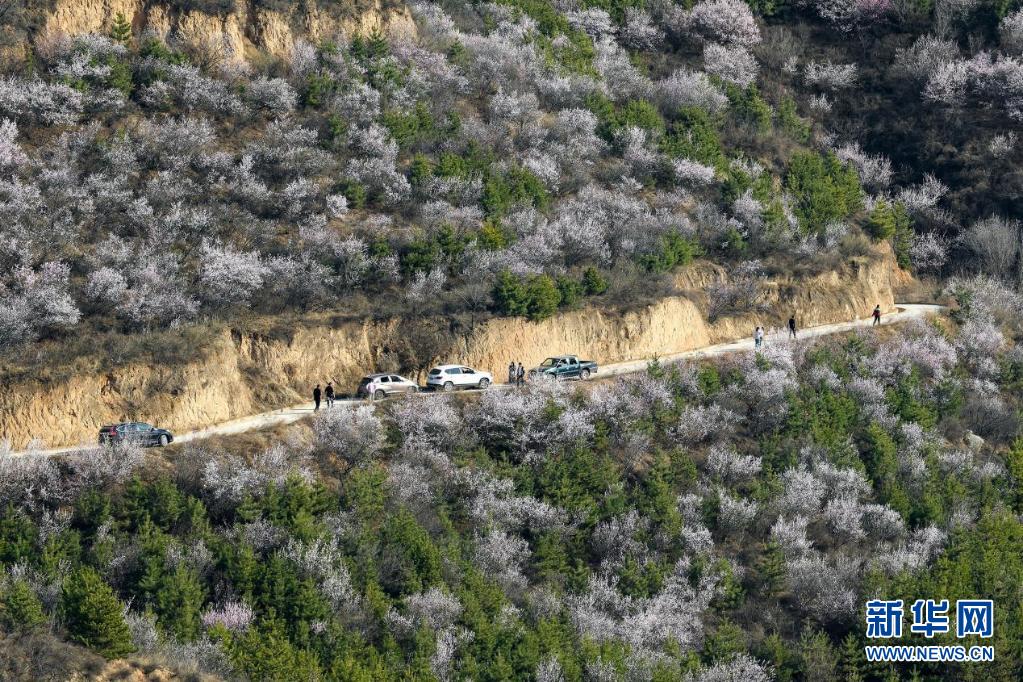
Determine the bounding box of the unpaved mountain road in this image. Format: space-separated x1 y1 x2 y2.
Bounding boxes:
9 304 944 457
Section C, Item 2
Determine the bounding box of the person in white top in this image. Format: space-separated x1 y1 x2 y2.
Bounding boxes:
754 326 764 350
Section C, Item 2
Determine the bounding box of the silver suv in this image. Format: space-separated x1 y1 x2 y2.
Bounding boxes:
357 373 419 400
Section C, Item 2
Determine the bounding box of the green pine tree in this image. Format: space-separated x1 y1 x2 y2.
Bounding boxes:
366 29 388 59
758 633 797 682
228 615 323 681
1005 438 1023 513
703 620 746 663
0 505 38 565
221 540 260 599
778 96 811 142
866 200 897 241
799 628 837 681
838 633 865 682
525 274 562 321
409 153 433 186
786 151 863 234
581 266 608 295
155 563 205 642
60 567 134 659
0 578 46 631
533 531 569 582
758 540 787 598
110 13 132 45
493 270 527 317
711 558 745 610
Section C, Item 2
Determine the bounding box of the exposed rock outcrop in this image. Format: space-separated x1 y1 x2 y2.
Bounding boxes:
41 0 415 61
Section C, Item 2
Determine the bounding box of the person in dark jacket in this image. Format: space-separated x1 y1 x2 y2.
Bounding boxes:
788 315 797 339
872 305 882 326
508 361 516 385
325 382 335 408
313 384 322 411
517 363 525 387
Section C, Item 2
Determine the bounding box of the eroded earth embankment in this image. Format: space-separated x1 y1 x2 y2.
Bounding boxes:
12 0 415 63
0 245 909 449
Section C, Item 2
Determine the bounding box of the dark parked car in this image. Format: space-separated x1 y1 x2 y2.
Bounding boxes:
98 422 174 447
528 355 598 380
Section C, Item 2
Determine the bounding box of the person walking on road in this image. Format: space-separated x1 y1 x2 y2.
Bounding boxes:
325 382 335 408
754 326 764 350
788 315 797 339
509 361 516 385
517 362 525 387
872 305 882 326
313 384 322 411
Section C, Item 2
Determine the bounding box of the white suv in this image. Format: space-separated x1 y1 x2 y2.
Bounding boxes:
427 365 493 391
358 373 419 400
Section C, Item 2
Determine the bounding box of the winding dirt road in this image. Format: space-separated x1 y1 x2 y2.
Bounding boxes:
10 304 943 457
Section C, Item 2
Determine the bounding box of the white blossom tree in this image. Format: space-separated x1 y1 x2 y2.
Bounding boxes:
198 241 265 307
245 77 298 115
593 38 652 101
686 655 773 682
0 118 26 168
706 444 762 484
1000 9 1023 55
313 405 387 464
963 216 1020 280
620 9 663 50
656 68 729 114
1 262 81 346
893 35 960 82
804 60 858 90
681 0 761 48
0 76 83 125
703 44 758 87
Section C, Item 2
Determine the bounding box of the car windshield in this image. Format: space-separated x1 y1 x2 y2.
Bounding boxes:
429 368 442 376
359 377 371 385
540 358 556 367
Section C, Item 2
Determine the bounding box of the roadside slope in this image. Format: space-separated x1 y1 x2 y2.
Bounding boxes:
0 245 911 449
12 304 943 456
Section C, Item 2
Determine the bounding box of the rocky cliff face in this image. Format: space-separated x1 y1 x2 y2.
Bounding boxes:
41 0 414 60
0 245 908 449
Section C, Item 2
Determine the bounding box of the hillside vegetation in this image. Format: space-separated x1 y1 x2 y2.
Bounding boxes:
2 281 1023 680
4 0 1021 369
3 0 1023 679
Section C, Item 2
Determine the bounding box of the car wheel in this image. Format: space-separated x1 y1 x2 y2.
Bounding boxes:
374 389 386 400
443 381 454 392
158 434 168 447
479 378 490 389
580 369 591 380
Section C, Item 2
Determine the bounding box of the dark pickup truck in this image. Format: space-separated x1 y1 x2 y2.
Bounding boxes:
529 355 598 380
